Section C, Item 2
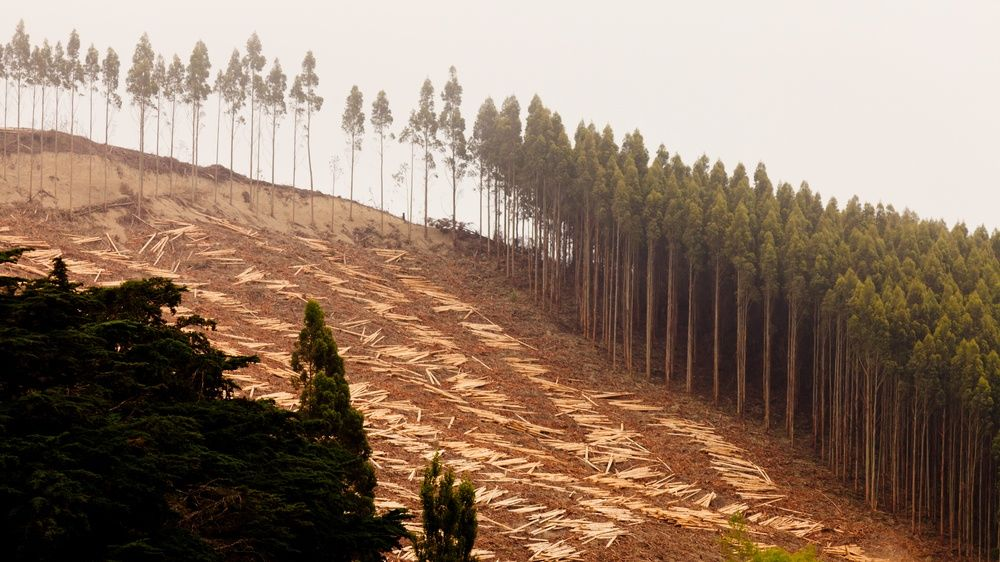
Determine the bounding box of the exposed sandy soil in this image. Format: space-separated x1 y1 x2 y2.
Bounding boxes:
0 135 946 561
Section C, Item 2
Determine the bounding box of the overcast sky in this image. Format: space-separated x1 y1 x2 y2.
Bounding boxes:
7 1 999 229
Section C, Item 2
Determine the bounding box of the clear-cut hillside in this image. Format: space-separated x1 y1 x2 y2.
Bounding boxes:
0 134 935 561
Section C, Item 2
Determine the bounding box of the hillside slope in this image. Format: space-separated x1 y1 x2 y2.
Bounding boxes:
0 138 937 561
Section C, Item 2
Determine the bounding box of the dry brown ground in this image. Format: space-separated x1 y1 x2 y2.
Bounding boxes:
0 140 945 561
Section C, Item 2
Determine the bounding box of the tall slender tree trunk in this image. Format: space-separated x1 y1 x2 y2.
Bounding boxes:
409 142 415 242
102 90 109 209
478 166 483 240
645 240 654 379
14 80 21 191
735 272 748 417
291 107 298 187
270 108 277 217
155 94 161 196
169 98 176 195
306 106 314 197
52 84 59 205
664 242 677 383
138 101 145 216
229 110 236 204
88 79 94 204
214 90 221 202
787 302 800 443
191 100 199 204
685 261 696 393
451 145 457 245
379 133 385 233
611 224 620 368
31 83 39 200
248 82 255 211
69 85 76 213
255 103 262 206
423 137 430 239
348 137 355 221
713 257 721 405
763 292 773 428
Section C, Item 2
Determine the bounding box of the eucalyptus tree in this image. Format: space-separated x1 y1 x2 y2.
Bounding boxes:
65 29 83 211
9 20 31 190
84 44 99 200
151 55 166 195
704 165 730 404
408 78 438 239
523 95 550 299
470 98 498 241
212 69 223 187
186 40 211 202
243 33 265 206
783 199 811 442
439 66 468 243
662 158 683 382
681 175 704 392
642 158 666 378
221 49 246 204
125 33 157 215
495 95 522 273
328 154 342 230
294 51 322 199
263 58 286 216
47 39 59 132
758 198 780 427
29 43 47 197
370 90 393 232
398 125 418 242
341 85 364 222
100 47 120 208
49 41 64 197
727 196 755 416
162 54 187 195
289 74 303 190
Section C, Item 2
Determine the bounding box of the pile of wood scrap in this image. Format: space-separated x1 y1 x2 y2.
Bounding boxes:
654 416 783 504
448 373 519 410
758 514 822 538
397 274 477 315
294 235 331 253
823 544 884 562
233 265 297 292
373 248 407 263
640 504 730 531
192 211 257 237
460 322 524 350
196 248 244 264
0 232 51 248
455 404 562 439
525 539 584 561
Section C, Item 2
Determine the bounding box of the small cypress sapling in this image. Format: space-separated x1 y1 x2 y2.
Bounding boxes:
291 299 374 496
414 454 478 562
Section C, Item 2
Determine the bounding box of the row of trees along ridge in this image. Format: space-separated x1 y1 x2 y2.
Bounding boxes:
0 22 471 244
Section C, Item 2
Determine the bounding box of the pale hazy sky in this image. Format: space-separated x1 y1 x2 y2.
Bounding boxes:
6 1 999 229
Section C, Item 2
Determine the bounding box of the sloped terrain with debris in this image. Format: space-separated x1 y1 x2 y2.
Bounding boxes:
0 143 936 561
